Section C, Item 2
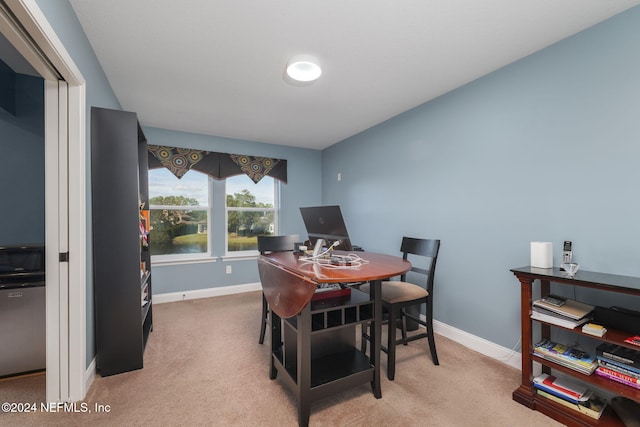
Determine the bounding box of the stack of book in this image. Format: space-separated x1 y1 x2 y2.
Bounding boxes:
582 323 607 337
531 297 594 329
533 373 606 420
533 339 597 374
595 342 640 389
533 374 607 420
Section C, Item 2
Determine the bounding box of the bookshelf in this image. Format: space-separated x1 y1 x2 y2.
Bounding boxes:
511 266 640 426
91 107 153 376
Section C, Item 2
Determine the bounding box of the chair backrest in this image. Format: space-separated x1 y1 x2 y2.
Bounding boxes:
399 237 440 295
257 234 300 254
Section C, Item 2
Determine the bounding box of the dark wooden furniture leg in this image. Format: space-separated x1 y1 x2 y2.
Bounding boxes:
270 310 281 380
512 276 535 408
425 296 439 365
387 304 398 381
298 304 311 427
371 279 382 398
259 292 268 344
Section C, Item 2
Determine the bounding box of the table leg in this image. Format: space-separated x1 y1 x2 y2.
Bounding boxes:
270 310 281 380
297 304 311 426
370 279 382 399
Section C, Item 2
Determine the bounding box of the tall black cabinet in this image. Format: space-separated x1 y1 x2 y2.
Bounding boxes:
91 107 152 376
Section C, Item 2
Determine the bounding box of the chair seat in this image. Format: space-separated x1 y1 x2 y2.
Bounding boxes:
360 237 441 380
360 281 429 304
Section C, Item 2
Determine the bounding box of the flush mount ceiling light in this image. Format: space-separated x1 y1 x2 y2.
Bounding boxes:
285 54 322 83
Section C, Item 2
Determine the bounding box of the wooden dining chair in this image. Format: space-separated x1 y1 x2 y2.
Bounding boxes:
257 234 300 344
360 236 441 380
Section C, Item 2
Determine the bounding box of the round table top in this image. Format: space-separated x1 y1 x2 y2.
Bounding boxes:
261 250 411 283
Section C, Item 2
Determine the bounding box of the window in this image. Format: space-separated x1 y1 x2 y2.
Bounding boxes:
148 168 209 258
148 168 279 260
226 174 278 254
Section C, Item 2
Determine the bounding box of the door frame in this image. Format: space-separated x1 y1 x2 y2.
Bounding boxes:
1 0 87 402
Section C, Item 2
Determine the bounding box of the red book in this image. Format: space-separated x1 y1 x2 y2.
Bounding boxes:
542 375 582 398
312 287 351 301
596 366 640 385
595 367 640 389
624 336 640 347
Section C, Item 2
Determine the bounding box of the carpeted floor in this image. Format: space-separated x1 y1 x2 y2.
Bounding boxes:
0 291 561 426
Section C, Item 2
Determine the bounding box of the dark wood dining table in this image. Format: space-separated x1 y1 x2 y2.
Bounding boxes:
258 250 411 426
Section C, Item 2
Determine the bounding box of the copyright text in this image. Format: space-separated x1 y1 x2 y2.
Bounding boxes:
2 402 111 413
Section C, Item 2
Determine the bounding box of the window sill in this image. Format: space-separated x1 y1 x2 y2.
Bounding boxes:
151 252 261 266
151 256 218 267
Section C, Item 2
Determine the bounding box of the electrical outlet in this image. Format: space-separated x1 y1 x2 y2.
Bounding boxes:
226 265 232 274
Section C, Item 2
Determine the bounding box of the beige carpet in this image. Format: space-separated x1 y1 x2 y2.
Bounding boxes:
0 291 561 426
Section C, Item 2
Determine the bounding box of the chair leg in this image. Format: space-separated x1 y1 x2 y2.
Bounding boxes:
426 312 439 365
400 309 408 345
259 293 268 344
387 306 398 380
270 311 281 380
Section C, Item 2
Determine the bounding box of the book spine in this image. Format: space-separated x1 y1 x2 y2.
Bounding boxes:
598 359 640 378
541 377 582 398
530 312 581 328
596 366 640 384
536 390 600 420
534 345 596 374
535 348 594 366
595 368 640 389
597 355 640 375
533 383 580 404
535 354 595 374
597 348 640 369
536 390 579 411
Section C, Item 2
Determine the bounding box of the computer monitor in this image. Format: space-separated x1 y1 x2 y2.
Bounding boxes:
299 205 353 251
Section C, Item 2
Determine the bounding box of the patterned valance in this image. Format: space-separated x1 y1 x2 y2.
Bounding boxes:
147 145 287 183
147 145 205 178
229 154 279 183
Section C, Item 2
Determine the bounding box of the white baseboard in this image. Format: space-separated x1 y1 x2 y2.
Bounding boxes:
153 284 522 370
433 319 522 370
153 282 262 304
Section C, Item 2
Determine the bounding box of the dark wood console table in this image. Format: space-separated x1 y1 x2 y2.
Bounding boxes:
511 266 640 426
259 251 411 426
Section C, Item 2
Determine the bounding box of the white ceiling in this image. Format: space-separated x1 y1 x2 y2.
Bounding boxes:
69 0 640 150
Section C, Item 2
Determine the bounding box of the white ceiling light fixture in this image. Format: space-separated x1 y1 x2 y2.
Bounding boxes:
285 54 322 83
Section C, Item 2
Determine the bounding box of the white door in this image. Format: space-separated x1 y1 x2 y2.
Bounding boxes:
44 79 69 402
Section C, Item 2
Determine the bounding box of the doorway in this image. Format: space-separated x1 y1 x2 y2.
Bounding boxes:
0 0 87 403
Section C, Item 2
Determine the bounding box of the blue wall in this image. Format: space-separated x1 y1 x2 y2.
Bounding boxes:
0 66 44 245
322 7 640 348
142 126 322 294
